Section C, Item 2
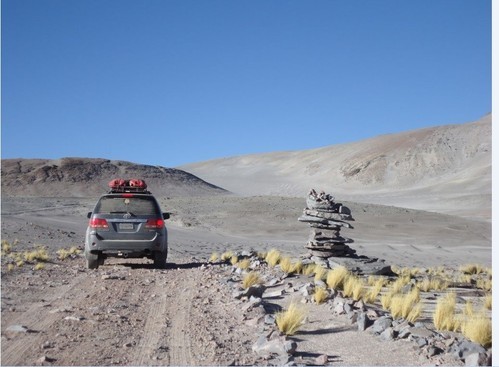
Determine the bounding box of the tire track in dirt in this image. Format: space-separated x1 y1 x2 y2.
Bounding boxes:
1 271 92 365
164 272 195 365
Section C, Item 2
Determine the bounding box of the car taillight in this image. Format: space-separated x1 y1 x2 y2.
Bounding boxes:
145 218 164 229
89 218 109 229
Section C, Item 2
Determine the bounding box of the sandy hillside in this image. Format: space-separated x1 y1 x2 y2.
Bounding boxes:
181 114 491 220
1 157 227 198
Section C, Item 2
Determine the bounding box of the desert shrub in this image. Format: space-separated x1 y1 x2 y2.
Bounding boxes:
275 303 307 335
291 260 303 274
24 246 49 263
326 266 349 290
279 257 293 273
484 294 492 310
460 263 485 275
242 272 263 289
363 278 384 304
391 275 411 293
314 266 328 281
433 292 461 332
265 249 281 267
237 259 251 270
476 278 492 292
301 264 316 276
209 252 219 263
461 313 492 348
381 292 393 310
417 277 449 292
313 287 329 304
1 240 12 255
343 275 364 301
388 288 421 322
220 251 234 262
257 251 267 260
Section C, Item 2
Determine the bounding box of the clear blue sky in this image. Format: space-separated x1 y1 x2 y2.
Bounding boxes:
2 0 491 167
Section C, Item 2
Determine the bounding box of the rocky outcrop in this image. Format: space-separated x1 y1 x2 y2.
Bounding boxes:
1 158 228 197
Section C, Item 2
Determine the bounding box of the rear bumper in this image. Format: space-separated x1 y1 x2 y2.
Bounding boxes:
85 231 167 254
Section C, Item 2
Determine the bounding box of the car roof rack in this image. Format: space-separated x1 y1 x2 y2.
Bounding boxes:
108 178 151 194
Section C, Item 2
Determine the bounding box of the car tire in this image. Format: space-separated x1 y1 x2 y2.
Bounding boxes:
85 251 100 269
153 251 167 269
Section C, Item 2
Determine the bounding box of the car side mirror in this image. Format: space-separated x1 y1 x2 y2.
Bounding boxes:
87 212 92 218
163 212 170 220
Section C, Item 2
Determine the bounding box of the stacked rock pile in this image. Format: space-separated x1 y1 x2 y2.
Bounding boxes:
298 189 355 258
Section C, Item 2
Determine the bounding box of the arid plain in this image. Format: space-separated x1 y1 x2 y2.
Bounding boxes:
1 114 492 365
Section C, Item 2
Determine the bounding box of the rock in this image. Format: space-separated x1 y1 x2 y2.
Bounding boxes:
6 325 32 333
264 315 276 325
408 327 434 339
245 316 264 327
347 311 358 324
450 339 487 360
37 355 56 365
252 335 297 357
300 283 315 296
314 354 329 366
357 312 369 331
380 327 395 341
397 327 411 339
353 300 366 311
64 316 85 321
333 302 345 315
464 351 490 366
371 316 393 334
266 289 284 298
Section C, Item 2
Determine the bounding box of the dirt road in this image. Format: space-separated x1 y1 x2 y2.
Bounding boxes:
1 255 259 366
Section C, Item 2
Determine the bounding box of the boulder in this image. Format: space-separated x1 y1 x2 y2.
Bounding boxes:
371 316 393 335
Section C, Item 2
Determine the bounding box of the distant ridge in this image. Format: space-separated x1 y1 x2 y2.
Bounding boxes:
1 158 228 197
181 114 491 220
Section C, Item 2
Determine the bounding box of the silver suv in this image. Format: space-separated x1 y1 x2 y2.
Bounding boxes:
84 179 169 269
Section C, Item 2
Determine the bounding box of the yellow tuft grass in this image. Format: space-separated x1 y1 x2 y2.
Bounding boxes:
301 264 316 276
461 313 492 348
265 249 281 267
279 257 293 273
220 251 234 261
279 258 303 275
257 251 267 260
242 272 263 289
484 294 492 310
24 246 49 263
16 260 24 267
313 287 329 304
381 292 393 310
390 275 411 293
433 292 461 332
7 263 15 272
460 263 485 275
230 255 239 266
209 252 219 263
417 277 449 292
476 278 492 292
388 288 421 322
363 278 384 304
326 266 349 290
343 275 364 301
314 266 328 281
34 263 45 271
1 240 12 255
275 303 307 336
237 259 251 270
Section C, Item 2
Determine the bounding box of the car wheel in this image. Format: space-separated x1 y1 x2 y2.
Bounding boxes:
85 251 100 269
153 251 167 269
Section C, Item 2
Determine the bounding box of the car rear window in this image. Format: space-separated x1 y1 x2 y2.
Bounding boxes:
94 196 159 216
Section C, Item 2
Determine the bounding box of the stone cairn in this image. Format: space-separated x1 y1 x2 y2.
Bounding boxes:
298 189 355 258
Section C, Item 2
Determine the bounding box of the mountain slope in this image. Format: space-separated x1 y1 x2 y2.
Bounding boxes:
1 157 228 197
181 114 491 219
